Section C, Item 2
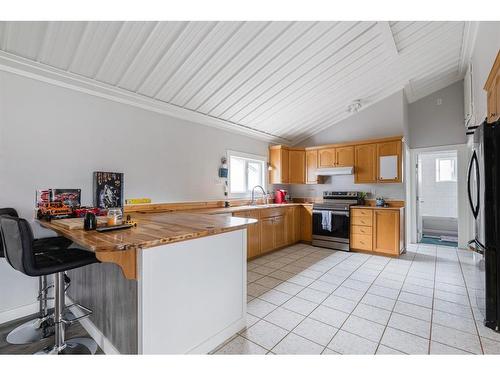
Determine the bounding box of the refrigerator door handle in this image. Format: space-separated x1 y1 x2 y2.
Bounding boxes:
468 150 480 219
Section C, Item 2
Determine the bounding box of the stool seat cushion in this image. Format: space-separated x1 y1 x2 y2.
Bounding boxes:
33 236 73 253
33 248 98 276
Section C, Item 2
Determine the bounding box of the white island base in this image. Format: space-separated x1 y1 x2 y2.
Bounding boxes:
138 229 247 354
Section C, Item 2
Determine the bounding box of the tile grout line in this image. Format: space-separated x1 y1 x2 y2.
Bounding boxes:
264 250 368 354
372 247 418 354
320 252 403 354
456 246 485 354
426 245 438 354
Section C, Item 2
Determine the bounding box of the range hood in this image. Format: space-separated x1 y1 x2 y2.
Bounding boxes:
315 166 354 176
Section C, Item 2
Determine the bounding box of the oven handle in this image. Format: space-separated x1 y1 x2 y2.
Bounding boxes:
312 210 349 216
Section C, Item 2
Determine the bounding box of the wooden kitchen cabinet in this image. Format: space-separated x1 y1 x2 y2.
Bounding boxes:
300 205 313 242
376 140 402 183
274 215 286 248
269 145 289 184
260 217 275 254
306 150 318 184
318 148 336 168
351 207 404 256
354 143 377 183
373 209 402 255
485 50 500 123
288 150 306 184
233 210 261 259
335 146 354 167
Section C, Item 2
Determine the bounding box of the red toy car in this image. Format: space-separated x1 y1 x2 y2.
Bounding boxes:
72 207 106 218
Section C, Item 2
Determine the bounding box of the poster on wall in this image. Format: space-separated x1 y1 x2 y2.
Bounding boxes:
93 172 124 209
35 189 81 207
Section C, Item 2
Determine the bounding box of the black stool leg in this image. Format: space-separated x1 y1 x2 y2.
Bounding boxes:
36 272 97 355
6 276 54 344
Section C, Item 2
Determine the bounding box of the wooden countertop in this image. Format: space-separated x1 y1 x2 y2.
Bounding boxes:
351 205 404 211
39 211 256 253
195 203 311 215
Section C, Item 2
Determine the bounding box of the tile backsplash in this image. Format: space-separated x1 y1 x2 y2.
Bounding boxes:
270 174 405 200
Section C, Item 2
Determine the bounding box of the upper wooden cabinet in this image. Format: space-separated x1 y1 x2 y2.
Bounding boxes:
354 143 377 183
318 148 335 167
335 146 354 167
306 150 318 184
376 141 402 183
288 150 306 184
485 50 500 123
270 136 402 185
269 145 289 184
318 146 354 168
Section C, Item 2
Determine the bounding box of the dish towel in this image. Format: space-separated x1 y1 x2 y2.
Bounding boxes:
321 211 332 232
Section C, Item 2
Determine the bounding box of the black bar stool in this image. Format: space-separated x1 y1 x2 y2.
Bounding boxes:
0 215 99 354
0 208 73 344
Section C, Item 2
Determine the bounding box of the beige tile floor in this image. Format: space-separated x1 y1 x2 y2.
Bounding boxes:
213 242 500 355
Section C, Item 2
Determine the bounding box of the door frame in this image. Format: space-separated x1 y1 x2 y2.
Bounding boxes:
408 144 471 248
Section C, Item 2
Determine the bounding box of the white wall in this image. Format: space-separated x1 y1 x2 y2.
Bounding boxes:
283 90 406 200
470 22 500 124
408 80 466 149
0 71 269 320
419 152 458 218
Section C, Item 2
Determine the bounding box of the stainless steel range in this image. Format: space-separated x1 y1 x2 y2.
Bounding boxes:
312 191 362 251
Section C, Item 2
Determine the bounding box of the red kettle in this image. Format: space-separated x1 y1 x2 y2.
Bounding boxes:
274 190 287 204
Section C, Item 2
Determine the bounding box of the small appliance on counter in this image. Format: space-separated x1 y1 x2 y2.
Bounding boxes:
83 212 97 231
274 189 287 204
312 191 363 251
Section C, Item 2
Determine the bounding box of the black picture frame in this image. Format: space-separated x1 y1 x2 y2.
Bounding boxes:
93 172 124 209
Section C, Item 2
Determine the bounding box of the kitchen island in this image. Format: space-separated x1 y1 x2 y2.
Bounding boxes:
39 212 256 354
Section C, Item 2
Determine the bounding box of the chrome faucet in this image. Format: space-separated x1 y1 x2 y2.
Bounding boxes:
250 185 267 206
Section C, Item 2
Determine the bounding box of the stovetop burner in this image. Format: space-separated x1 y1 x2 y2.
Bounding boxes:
313 191 363 211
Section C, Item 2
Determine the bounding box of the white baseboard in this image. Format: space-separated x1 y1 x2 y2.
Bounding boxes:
0 302 39 325
66 297 120 355
187 317 246 354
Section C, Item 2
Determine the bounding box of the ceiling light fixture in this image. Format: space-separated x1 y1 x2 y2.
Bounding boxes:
347 99 362 113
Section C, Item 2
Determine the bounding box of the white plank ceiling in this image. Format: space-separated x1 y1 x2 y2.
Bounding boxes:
0 21 470 144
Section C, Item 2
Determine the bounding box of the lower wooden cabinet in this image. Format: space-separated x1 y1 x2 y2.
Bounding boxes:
260 217 276 254
350 207 404 256
301 205 312 242
373 209 402 255
233 204 312 259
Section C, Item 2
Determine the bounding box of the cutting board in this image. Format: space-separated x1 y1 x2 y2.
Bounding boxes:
50 217 108 230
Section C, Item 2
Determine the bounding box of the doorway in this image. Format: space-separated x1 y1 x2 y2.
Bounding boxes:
416 150 459 247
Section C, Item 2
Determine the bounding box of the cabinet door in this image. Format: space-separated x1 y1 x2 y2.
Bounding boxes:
373 210 400 255
269 147 289 184
285 208 297 245
377 141 402 183
260 218 275 253
336 146 354 167
488 87 497 123
354 144 377 183
274 215 286 248
293 207 301 243
300 205 312 242
246 211 261 259
318 148 335 168
306 150 318 184
289 150 305 184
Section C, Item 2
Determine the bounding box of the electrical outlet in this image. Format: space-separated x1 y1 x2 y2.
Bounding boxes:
436 98 443 105
214 178 223 185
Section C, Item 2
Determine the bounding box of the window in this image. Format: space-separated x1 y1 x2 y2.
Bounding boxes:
436 158 457 182
228 151 266 197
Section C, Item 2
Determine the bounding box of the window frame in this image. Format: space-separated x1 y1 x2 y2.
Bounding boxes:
227 150 267 198
435 157 457 182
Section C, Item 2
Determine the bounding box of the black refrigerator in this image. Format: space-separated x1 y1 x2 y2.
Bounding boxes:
468 119 500 331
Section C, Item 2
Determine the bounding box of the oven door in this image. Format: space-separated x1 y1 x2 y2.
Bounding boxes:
312 209 350 241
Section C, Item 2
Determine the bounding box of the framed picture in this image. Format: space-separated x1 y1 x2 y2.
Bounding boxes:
93 172 124 209
51 189 81 207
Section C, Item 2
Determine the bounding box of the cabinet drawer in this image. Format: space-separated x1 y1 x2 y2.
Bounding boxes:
351 225 372 235
261 207 285 218
351 234 372 251
351 209 373 218
352 216 373 227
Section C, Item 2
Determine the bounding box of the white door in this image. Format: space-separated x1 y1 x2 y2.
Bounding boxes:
416 156 423 242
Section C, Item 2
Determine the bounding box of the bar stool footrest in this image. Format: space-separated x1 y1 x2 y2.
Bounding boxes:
61 303 92 324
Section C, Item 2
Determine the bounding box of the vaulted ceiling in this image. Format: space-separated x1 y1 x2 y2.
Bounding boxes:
0 21 474 144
